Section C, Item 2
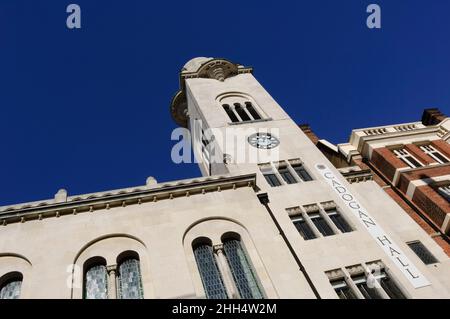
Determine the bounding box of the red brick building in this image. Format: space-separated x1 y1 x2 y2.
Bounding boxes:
301 108 450 256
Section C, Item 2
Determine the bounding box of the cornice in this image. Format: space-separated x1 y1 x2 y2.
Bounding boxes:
355 126 441 153
0 174 257 226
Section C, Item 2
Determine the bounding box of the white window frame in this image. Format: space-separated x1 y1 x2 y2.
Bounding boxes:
438 184 450 201
420 145 450 164
393 148 424 168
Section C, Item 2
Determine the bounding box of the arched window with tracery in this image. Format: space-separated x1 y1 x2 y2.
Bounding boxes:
83 257 108 299
0 272 23 299
222 238 263 299
193 238 228 299
192 234 264 299
117 251 144 299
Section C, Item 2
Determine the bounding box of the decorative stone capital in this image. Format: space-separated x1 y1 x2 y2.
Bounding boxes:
107 264 117 274
213 244 224 253
170 57 253 127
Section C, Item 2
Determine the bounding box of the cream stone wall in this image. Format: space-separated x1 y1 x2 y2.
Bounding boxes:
0 181 315 299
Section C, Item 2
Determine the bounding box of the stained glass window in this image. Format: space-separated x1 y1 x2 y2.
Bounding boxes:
0 279 22 299
118 258 144 299
223 240 263 299
194 244 228 299
84 265 108 299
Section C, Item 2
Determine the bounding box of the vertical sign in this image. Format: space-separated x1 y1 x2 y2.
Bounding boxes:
315 163 430 288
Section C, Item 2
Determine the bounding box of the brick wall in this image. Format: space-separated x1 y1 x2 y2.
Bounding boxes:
385 186 450 256
370 147 408 181
412 185 449 232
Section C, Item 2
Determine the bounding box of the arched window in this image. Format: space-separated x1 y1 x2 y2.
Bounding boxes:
193 238 228 299
222 104 239 123
0 272 23 299
218 93 265 123
117 251 144 299
83 257 108 299
222 238 264 299
192 235 264 299
244 102 261 120
234 103 251 121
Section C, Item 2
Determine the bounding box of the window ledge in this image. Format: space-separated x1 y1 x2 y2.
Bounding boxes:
228 118 273 125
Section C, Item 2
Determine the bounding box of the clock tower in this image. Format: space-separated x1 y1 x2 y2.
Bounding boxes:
170 57 435 293
170 57 318 182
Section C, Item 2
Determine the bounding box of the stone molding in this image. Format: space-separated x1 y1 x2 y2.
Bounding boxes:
0 174 256 226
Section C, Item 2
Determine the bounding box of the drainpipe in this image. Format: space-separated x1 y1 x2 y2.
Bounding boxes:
257 193 321 299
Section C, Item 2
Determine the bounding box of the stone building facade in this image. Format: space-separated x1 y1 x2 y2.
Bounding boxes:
301 108 450 257
0 58 449 299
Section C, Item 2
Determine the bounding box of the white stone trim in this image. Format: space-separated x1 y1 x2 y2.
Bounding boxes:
442 214 450 234
392 167 410 186
405 174 450 198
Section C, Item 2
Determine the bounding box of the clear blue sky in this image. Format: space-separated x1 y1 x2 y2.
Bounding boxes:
0 0 449 205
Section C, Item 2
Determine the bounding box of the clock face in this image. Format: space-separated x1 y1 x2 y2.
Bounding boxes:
248 133 280 149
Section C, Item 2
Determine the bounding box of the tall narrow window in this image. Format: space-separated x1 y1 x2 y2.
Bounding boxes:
352 275 383 299
393 149 424 168
326 209 352 233
291 164 313 181
331 279 357 299
194 243 228 299
245 102 261 120
223 239 263 299
438 185 450 202
263 173 282 187
0 273 22 299
117 256 144 299
234 103 251 122
408 241 438 265
309 213 335 236
291 216 316 240
84 259 108 299
278 167 297 184
222 104 239 123
420 145 449 164
378 272 406 299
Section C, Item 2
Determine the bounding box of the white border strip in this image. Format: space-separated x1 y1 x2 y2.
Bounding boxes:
406 174 450 198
